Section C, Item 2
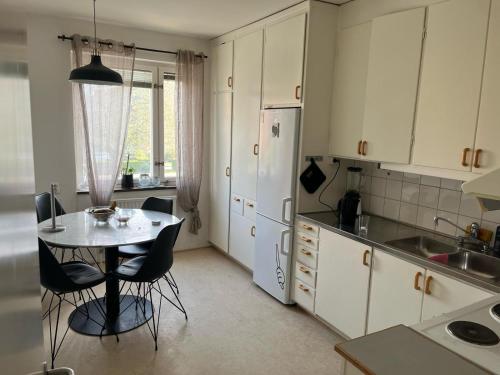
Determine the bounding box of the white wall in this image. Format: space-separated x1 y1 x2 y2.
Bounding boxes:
1 10 211 250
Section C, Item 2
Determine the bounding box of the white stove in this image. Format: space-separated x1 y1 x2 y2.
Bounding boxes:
414 295 500 374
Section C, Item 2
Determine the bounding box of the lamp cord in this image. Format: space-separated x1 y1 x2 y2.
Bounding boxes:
93 0 98 55
318 159 341 212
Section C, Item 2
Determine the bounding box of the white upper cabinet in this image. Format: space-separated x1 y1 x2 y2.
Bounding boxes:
362 8 426 164
329 22 371 159
421 270 493 321
367 249 425 334
412 0 490 171
214 41 233 92
262 13 307 107
474 0 500 174
231 30 263 200
209 92 232 252
315 229 371 339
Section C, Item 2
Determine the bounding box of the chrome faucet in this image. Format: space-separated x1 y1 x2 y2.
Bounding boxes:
433 216 489 253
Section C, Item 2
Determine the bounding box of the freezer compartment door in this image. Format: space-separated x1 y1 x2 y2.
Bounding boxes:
256 108 300 225
253 214 294 304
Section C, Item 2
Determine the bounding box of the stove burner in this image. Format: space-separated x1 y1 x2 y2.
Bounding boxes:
491 304 500 321
447 321 500 346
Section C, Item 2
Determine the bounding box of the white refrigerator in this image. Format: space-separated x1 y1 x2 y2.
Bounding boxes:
253 108 300 304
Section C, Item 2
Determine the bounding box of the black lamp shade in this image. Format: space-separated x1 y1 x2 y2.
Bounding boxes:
69 54 123 86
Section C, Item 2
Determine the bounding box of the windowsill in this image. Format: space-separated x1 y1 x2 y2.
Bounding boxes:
76 184 176 195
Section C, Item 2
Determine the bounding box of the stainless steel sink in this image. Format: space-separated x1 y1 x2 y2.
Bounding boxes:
385 236 457 258
447 251 500 280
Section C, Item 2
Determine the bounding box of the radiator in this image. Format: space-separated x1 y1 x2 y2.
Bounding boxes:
115 195 177 215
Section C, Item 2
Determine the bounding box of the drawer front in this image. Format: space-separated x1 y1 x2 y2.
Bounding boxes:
231 194 244 215
296 233 319 250
296 246 319 269
296 219 320 238
294 279 316 312
295 262 317 287
243 199 256 221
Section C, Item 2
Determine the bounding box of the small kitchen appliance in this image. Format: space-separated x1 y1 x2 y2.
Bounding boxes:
337 167 362 230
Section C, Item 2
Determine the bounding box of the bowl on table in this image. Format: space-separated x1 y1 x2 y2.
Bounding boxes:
85 206 116 223
115 208 134 225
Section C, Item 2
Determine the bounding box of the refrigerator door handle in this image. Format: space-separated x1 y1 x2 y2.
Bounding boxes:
280 229 292 255
281 197 292 224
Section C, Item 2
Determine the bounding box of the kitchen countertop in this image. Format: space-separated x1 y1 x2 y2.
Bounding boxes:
335 325 491 375
297 211 500 293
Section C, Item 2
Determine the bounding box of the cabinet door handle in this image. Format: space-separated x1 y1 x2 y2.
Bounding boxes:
250 226 256 237
424 275 433 295
253 144 259 155
294 85 301 100
225 167 230 177
300 236 312 243
357 140 363 155
414 272 422 291
473 149 482 169
461 148 471 167
300 248 312 256
298 284 309 292
228 76 232 88
362 250 370 266
246 202 254 208
233 197 241 202
362 141 368 156
299 266 310 274
301 224 313 231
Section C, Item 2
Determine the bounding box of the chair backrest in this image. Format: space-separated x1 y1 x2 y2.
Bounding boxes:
141 197 173 215
38 238 75 293
133 218 184 282
35 192 66 223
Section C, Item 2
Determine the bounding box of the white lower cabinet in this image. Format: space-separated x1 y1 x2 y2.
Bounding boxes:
315 229 372 338
228 212 255 270
367 249 426 334
420 270 494 321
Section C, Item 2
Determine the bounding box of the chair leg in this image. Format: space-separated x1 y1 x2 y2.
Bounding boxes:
167 271 179 294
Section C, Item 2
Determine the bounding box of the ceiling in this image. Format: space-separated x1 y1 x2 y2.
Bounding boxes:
0 0 351 39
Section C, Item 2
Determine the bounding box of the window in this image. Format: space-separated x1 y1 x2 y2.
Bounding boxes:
123 62 177 183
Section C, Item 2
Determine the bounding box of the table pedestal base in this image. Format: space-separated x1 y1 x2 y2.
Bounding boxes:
68 295 152 336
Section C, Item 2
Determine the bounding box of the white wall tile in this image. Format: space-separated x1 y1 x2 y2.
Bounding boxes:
359 160 374 176
370 195 384 216
403 173 420 184
440 178 462 191
372 167 389 178
417 206 437 231
371 177 387 197
437 189 461 214
386 171 403 181
399 203 418 225
459 193 483 219
361 194 371 212
421 175 441 187
435 211 458 236
401 182 420 204
383 199 401 220
385 180 402 201
361 175 372 194
419 185 440 208
482 209 500 223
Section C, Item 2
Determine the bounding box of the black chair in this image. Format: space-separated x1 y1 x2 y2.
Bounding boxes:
35 192 66 223
114 219 187 350
117 197 179 293
39 238 108 369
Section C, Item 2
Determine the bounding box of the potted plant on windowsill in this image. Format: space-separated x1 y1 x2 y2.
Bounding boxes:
121 154 134 189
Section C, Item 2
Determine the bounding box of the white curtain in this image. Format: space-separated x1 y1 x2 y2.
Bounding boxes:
176 50 204 234
71 34 135 206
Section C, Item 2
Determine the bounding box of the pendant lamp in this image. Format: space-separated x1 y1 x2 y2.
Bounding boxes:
69 0 123 85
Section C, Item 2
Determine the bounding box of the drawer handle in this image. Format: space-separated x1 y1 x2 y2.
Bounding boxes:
473 149 482 169
228 76 233 88
295 85 301 100
233 197 241 202
357 140 362 155
246 202 254 208
298 284 309 292
225 166 231 177
424 275 433 295
299 266 310 274
362 250 370 267
250 226 256 237
301 224 314 231
300 249 312 256
414 272 422 291
362 141 368 156
461 148 471 167
301 236 312 243
253 144 259 155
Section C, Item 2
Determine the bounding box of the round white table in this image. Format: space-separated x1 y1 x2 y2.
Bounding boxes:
38 209 180 336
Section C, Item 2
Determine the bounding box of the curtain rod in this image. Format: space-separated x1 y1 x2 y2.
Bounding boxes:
57 34 207 59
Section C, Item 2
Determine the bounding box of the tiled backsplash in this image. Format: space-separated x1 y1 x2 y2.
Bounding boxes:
353 160 500 246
